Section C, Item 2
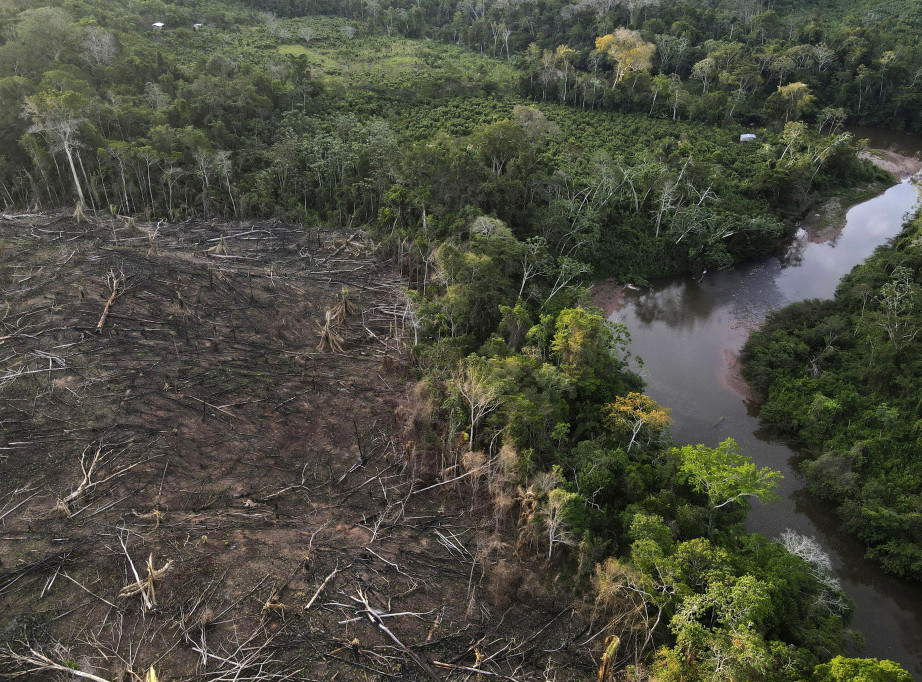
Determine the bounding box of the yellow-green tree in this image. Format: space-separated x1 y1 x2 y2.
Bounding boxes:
596 29 655 87
605 392 671 452
777 81 815 122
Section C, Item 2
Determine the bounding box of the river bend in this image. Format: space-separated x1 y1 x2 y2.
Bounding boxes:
597 137 922 676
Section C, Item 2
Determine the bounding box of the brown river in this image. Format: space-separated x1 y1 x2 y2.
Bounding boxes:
596 128 922 677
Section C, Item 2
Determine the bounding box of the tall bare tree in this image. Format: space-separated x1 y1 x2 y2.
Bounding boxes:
24 89 88 208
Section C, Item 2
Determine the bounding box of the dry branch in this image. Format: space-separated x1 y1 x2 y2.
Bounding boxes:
96 268 125 332
2 645 110 682
317 310 345 353
432 660 520 680
304 566 340 611
59 442 146 509
350 589 440 681
117 548 172 611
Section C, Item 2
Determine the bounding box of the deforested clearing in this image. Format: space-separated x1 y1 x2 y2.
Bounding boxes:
0 213 584 680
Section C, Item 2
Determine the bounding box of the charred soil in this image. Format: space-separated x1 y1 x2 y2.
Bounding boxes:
0 213 592 681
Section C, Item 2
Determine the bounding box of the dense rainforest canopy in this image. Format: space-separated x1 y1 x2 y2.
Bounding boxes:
0 0 918 679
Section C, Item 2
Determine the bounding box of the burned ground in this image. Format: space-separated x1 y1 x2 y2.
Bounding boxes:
0 213 595 681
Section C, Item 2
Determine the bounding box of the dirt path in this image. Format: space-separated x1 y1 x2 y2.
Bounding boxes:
0 214 589 681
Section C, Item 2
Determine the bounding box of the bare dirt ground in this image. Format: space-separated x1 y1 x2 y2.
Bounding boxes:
0 213 594 681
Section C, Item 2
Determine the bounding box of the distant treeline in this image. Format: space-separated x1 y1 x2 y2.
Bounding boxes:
244 0 922 131
0 0 881 284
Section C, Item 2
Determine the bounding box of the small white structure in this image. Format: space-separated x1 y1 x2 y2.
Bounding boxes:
740 133 757 143
152 22 165 30
193 23 204 30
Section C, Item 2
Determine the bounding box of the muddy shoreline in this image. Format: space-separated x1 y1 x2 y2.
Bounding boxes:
860 147 922 179
798 147 920 245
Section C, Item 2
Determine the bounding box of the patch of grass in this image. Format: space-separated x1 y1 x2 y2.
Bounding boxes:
167 15 518 102
277 43 310 56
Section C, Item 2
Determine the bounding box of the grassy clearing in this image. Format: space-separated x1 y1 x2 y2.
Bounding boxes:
277 43 310 55
164 13 518 102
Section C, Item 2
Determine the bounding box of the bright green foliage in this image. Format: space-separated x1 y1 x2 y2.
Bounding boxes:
605 392 671 453
676 439 781 536
812 656 913 682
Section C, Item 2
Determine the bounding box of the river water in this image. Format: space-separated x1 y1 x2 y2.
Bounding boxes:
596 135 922 676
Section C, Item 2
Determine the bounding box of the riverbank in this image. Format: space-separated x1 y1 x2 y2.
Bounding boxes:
860 147 922 179
596 174 922 677
797 147 920 243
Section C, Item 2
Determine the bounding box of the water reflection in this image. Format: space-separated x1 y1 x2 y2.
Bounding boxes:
847 125 922 159
630 280 715 328
780 228 810 266
601 177 922 677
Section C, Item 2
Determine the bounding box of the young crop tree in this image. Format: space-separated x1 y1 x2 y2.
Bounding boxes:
676 438 781 536
24 89 88 208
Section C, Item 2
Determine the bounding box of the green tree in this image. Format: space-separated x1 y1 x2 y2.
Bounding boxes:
554 45 579 103
777 81 815 122
605 392 671 452
873 265 920 350
543 488 581 559
453 355 505 450
676 438 781 536
812 656 912 682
